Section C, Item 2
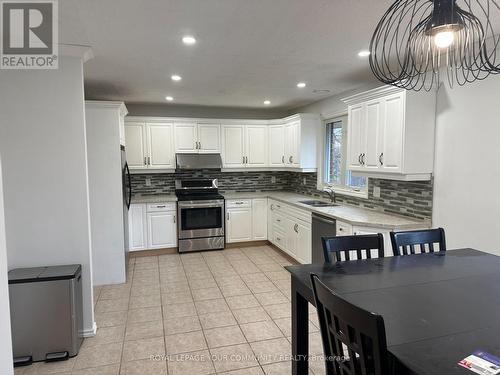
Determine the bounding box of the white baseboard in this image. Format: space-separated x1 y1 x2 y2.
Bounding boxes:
82 321 97 337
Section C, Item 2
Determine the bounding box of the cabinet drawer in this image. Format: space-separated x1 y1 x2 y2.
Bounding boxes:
147 202 176 212
227 199 251 208
285 205 312 224
269 200 284 212
273 212 285 229
336 221 353 236
272 229 286 249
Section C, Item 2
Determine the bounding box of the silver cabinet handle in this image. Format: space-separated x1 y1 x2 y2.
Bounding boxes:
339 227 343 232
358 154 362 164
379 153 384 166
289 156 293 163
144 157 147 166
235 201 244 205
227 212 230 221
270 204 274 211
242 156 245 164
282 156 285 164
276 219 281 222
294 223 299 233
148 156 151 165
276 237 281 241
198 142 201 149
156 205 166 208
276 204 281 209
360 153 365 165
173 215 176 223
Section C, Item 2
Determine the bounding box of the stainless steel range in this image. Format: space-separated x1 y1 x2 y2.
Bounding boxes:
176 179 225 253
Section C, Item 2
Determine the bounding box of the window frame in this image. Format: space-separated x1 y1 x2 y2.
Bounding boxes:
317 112 369 199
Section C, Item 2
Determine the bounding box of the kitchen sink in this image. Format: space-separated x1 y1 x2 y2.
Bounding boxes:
299 200 339 207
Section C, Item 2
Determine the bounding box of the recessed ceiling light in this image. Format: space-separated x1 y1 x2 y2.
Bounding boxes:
171 75 182 81
297 82 306 88
182 36 196 45
165 96 174 101
358 50 371 57
263 100 271 105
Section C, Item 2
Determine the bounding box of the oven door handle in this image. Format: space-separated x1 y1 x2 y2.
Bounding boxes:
178 202 224 209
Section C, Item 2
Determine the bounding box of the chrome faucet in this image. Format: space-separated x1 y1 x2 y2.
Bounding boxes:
323 187 336 203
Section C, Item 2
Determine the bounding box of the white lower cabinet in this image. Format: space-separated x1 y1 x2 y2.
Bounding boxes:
268 199 312 264
352 225 391 257
129 203 177 251
226 198 268 243
128 204 147 251
147 211 177 249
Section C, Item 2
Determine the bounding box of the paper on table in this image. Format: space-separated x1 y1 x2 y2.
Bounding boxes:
459 351 500 375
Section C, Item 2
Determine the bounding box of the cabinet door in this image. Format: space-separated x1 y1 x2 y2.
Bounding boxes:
128 204 147 251
285 121 300 167
296 221 312 264
268 125 285 166
364 100 383 170
246 126 268 167
147 211 177 249
226 208 252 242
125 122 146 169
347 104 365 170
380 93 404 173
174 123 197 153
147 123 175 169
285 218 298 257
252 198 267 240
198 123 220 154
222 125 245 168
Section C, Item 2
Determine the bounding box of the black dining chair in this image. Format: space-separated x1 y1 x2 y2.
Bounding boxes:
390 228 446 256
310 273 390 375
321 234 385 263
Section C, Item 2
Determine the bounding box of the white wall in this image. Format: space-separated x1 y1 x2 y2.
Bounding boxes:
0 159 14 374
0 56 95 334
433 75 500 255
85 103 126 285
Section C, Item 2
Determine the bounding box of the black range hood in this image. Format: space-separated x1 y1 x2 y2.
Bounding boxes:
176 153 223 171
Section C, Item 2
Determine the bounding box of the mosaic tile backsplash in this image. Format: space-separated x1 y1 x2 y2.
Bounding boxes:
131 171 433 220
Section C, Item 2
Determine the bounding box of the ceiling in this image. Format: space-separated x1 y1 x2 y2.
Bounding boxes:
61 0 395 110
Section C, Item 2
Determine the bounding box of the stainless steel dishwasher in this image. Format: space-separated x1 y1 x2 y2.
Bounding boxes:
311 213 336 263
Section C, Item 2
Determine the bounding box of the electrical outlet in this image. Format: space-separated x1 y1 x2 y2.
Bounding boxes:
303 177 307 185
145 178 152 187
373 186 381 198
271 176 276 184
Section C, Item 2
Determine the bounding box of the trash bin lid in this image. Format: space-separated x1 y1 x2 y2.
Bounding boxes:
8 264 81 284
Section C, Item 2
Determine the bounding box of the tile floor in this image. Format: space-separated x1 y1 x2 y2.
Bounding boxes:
15 245 325 375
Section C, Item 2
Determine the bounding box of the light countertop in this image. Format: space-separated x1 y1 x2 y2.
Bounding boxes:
223 191 428 230
131 194 177 204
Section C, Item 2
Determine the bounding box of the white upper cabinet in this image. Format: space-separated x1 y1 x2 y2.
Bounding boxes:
174 122 198 153
198 123 220 153
126 113 320 171
147 123 175 169
222 125 245 168
245 125 268 167
125 121 174 170
343 86 436 181
175 123 221 154
285 120 300 167
125 122 147 169
268 125 285 166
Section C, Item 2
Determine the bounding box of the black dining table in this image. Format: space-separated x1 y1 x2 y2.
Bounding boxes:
285 248 500 375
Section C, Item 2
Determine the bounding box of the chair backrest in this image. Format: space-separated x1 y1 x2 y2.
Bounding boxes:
321 234 385 263
310 274 389 375
390 228 446 256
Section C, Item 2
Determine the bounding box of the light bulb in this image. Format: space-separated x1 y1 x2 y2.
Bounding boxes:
434 31 454 48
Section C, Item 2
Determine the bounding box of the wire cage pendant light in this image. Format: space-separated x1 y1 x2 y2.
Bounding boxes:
369 0 500 91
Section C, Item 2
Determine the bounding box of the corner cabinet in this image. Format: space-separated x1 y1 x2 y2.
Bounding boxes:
343 86 436 181
268 199 312 264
